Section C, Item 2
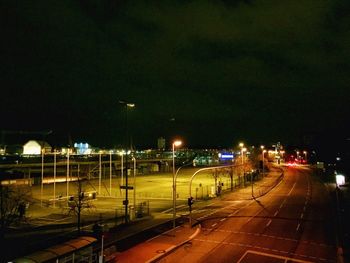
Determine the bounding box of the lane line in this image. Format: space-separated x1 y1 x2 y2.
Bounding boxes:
266 219 272 227
288 182 296 196
200 228 333 248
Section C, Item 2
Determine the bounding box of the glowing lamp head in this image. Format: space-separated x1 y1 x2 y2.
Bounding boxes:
239 142 244 148
173 140 182 147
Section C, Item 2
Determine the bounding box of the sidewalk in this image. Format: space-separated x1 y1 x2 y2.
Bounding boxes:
108 224 201 263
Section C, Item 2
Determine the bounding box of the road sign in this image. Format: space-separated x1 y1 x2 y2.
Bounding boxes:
120 185 134 190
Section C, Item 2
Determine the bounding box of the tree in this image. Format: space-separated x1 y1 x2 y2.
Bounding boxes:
0 184 31 239
67 176 95 233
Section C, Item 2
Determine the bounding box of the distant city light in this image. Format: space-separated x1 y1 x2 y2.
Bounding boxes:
218 153 234 160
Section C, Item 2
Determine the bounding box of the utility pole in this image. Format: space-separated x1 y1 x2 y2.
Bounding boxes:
119 101 135 224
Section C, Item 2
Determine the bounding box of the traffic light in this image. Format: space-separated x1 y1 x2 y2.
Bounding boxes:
188 196 194 211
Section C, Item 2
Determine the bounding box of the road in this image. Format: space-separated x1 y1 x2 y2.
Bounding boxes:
158 166 337 263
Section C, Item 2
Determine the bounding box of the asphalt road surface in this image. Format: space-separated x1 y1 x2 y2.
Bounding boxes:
158 166 337 263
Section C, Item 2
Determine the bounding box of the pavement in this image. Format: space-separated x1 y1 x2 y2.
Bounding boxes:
107 224 201 263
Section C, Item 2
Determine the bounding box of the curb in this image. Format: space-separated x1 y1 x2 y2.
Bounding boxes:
146 224 201 263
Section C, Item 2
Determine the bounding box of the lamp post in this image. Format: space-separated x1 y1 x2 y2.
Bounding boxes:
109 151 112 196
99 151 102 195
132 156 136 219
303 151 307 163
296 151 300 164
239 143 244 165
66 149 70 199
119 100 135 224
41 149 44 207
239 143 245 186
53 151 56 208
261 146 265 177
172 140 182 229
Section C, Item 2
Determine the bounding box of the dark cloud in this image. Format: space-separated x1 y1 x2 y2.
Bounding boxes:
1 0 349 150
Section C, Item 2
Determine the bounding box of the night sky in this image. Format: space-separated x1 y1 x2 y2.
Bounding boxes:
1 0 350 151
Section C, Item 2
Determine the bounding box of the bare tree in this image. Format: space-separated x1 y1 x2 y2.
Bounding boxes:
67 176 95 233
0 184 32 239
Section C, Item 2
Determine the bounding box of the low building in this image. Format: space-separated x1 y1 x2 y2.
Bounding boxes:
23 140 52 155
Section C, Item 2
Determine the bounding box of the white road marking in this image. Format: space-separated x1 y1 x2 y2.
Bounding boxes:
266 219 272 227
237 250 314 263
288 182 297 196
200 228 333 248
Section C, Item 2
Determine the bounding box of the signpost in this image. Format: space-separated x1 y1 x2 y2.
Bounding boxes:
120 186 134 190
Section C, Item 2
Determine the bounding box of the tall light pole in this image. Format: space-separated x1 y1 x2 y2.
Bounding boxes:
239 143 245 186
121 152 123 186
109 151 112 196
99 151 102 195
53 151 56 208
296 151 300 163
119 100 135 224
41 149 44 207
260 146 265 176
172 140 182 229
66 149 70 199
303 151 307 163
132 156 136 219
239 143 244 165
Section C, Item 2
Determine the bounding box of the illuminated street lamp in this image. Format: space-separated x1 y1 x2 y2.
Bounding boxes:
172 140 182 228
133 156 136 218
239 143 244 165
280 150 285 162
260 146 265 176
66 149 70 199
296 151 300 163
109 151 112 196
303 151 307 163
242 147 247 164
119 100 135 224
41 149 44 207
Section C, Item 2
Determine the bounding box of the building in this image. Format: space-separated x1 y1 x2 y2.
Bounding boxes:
157 137 165 151
23 140 52 155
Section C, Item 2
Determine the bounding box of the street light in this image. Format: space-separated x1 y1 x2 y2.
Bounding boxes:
296 151 300 163
172 140 182 229
303 151 307 163
119 100 135 224
239 143 244 165
260 146 265 176
41 149 44 207
132 156 136 219
109 151 112 196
